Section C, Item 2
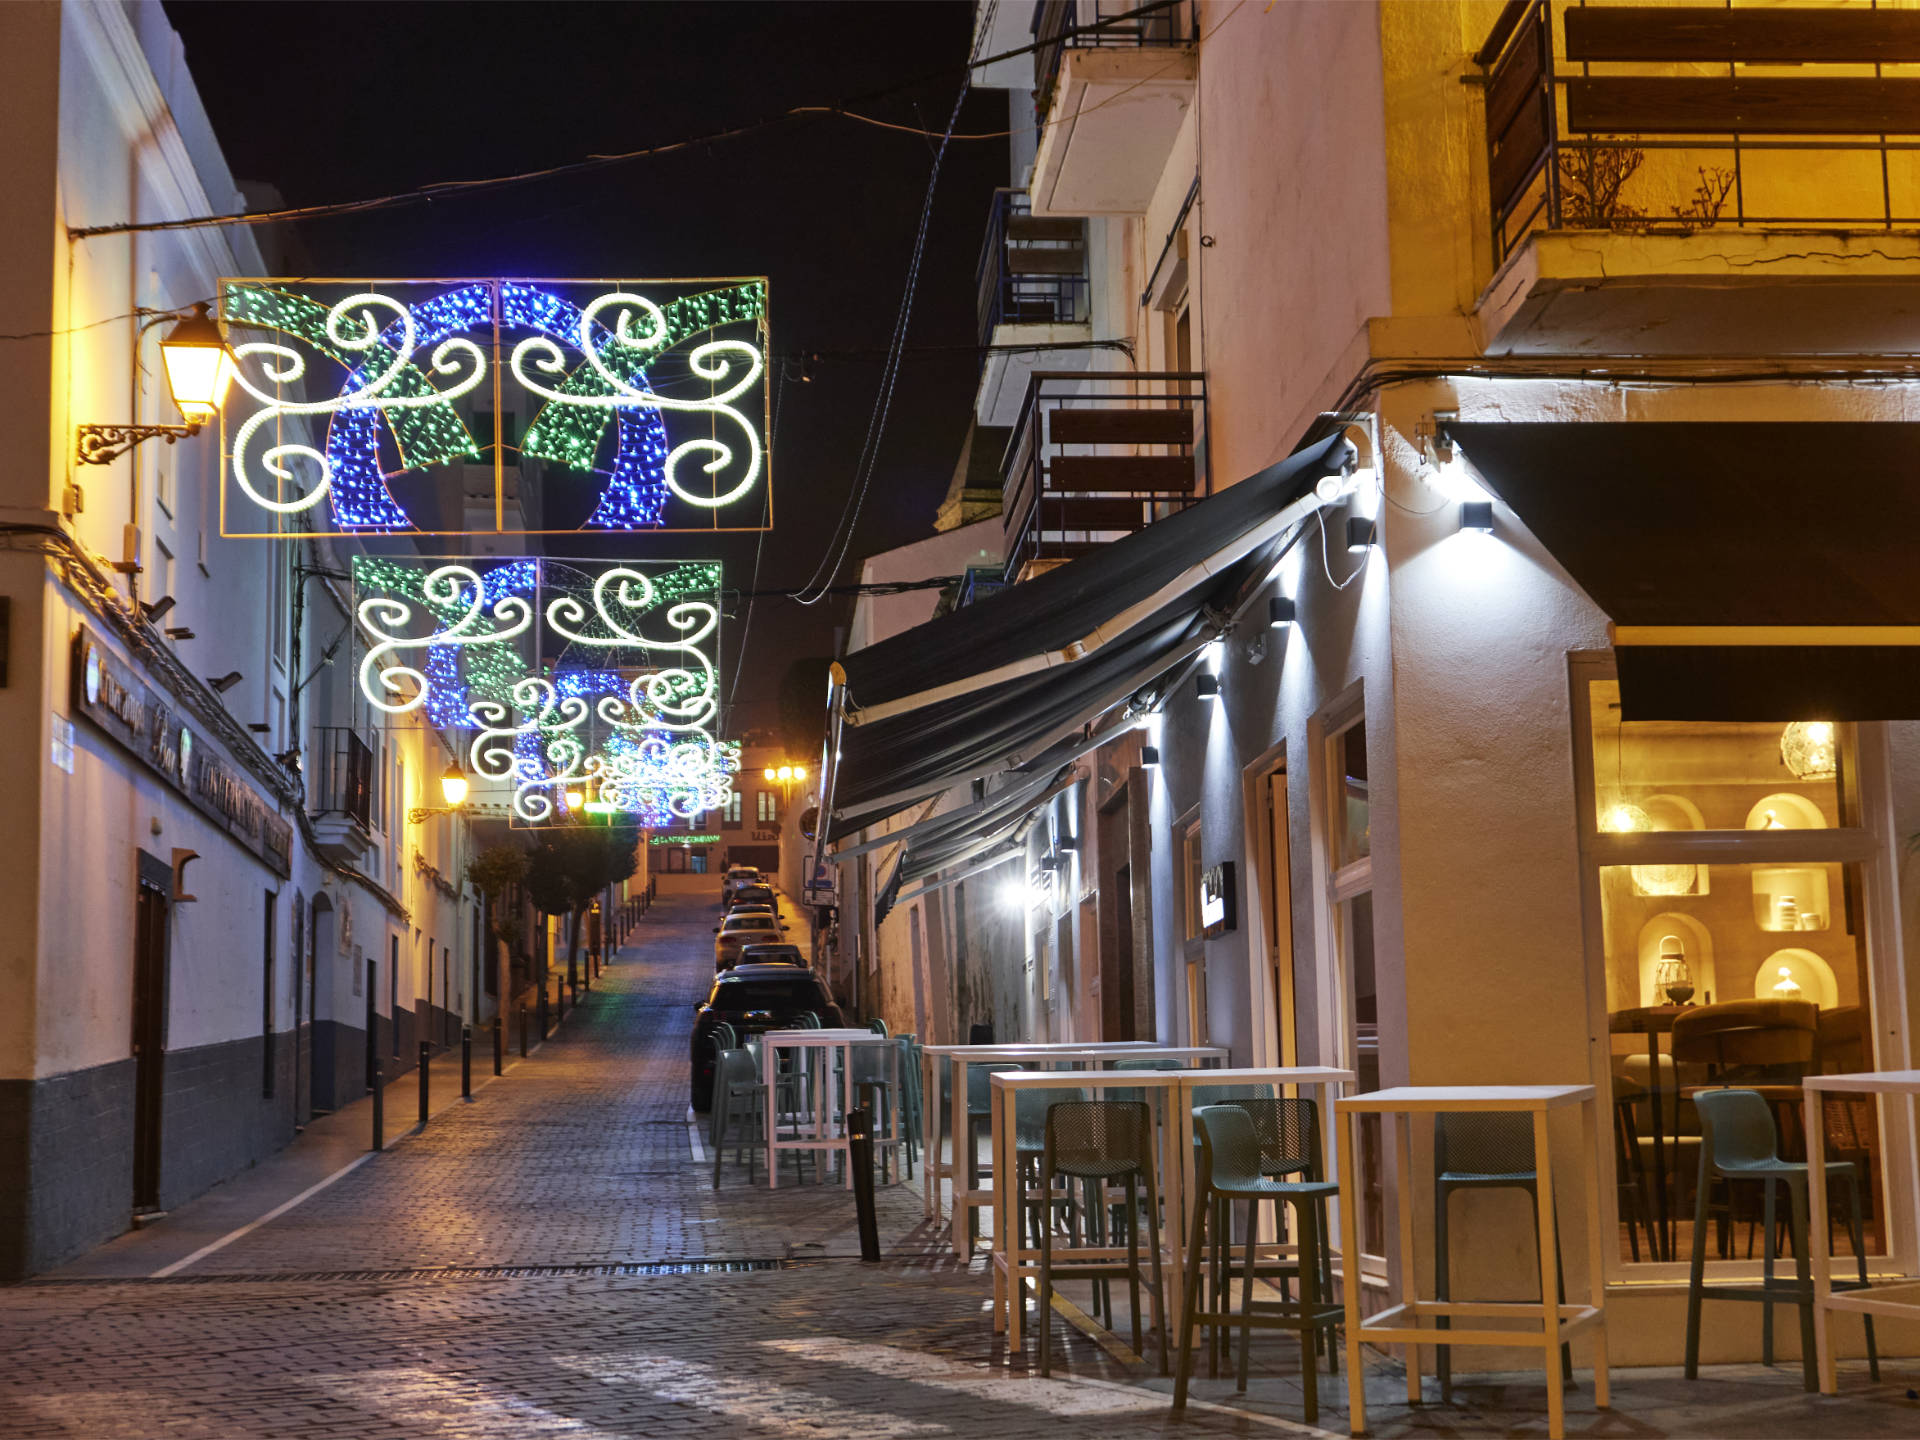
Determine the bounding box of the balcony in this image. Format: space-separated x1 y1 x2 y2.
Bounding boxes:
1001 371 1207 583
975 189 1093 426
309 726 375 864
1475 0 1920 355
1027 1 1198 217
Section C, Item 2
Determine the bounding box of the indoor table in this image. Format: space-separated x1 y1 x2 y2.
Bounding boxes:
1805 1070 1920 1394
1334 1086 1609 1440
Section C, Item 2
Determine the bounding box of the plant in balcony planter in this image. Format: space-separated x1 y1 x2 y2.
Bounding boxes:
1672 166 1737 227
1558 144 1645 228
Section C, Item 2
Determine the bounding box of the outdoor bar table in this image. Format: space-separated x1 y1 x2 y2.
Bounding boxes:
1806 1070 1920 1394
990 1064 1353 1356
1334 1086 1608 1440
760 1029 901 1190
923 1041 1213 1257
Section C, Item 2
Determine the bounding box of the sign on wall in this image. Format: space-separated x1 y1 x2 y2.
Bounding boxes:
71 627 293 876
351 557 736 827
1200 861 1236 939
218 278 770 537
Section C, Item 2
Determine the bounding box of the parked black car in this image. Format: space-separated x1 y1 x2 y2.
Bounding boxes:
689 964 844 1109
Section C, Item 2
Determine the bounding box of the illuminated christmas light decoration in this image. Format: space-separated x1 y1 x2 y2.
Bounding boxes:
220 279 769 537
352 556 734 825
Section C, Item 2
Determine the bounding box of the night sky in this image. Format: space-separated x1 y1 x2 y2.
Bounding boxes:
162 0 1010 737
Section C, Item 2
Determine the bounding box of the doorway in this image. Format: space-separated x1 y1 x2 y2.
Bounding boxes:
131 861 171 1213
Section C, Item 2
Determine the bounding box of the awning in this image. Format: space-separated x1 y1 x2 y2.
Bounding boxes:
837 433 1355 721
1447 421 1920 720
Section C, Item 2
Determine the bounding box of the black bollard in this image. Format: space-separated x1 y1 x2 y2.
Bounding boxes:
519 1004 529 1057
493 1015 504 1075
461 1025 472 1099
538 989 549 1041
418 1040 430 1126
847 1107 882 1262
371 1064 384 1151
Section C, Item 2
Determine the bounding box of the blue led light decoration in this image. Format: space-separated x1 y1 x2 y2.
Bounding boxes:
351 557 734 826
220 278 770 537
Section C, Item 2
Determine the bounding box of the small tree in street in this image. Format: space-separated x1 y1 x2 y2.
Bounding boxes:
523 825 639 989
468 842 530 992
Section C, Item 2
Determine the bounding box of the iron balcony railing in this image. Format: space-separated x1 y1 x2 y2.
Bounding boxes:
976 188 1090 348
1032 0 1198 124
1480 0 1920 268
310 726 374 831
1001 370 1207 581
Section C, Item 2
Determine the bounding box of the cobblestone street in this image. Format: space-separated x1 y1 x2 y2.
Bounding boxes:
1 893 1912 1439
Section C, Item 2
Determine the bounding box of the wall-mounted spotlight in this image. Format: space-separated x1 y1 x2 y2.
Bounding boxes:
140 595 176 624
1195 672 1221 702
207 670 242 695
1040 855 1068 874
166 626 195 640
1140 745 1161 767
1459 500 1494 534
1057 835 1078 852
1345 516 1377 554
1268 596 1296 630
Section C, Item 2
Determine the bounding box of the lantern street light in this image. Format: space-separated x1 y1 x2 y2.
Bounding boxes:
408 762 472 824
762 762 807 805
77 304 237 465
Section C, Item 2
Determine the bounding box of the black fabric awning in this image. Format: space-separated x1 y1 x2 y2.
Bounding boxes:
837 433 1353 720
1448 421 1920 720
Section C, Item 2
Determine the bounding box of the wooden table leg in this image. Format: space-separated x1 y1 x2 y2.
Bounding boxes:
1161 1081 1187 1354
1533 1107 1564 1440
1393 1112 1420 1405
1805 1086 1837 1395
1579 1096 1610 1410
952 1059 971 1259
1337 1107 1367 1435
1000 1082 1022 1351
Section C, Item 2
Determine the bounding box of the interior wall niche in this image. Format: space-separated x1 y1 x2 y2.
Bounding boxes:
1635 911 1714 1009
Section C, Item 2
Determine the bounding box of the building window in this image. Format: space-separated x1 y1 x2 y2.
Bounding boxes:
723 791 742 826
1576 666 1885 1272
757 790 777 823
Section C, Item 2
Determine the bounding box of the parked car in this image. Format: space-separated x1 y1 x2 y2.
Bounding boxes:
730 883 775 909
733 941 805 969
691 964 844 1108
724 902 781 924
713 913 781 969
721 866 760 906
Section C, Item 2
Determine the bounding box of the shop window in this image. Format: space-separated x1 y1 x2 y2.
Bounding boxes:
1321 705 1382 1261
1580 674 1884 1269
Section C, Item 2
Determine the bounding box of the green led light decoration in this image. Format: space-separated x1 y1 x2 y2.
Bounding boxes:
219 278 771 538
352 557 733 826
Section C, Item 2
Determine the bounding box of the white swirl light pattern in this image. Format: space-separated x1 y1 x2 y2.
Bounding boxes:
357 563 533 715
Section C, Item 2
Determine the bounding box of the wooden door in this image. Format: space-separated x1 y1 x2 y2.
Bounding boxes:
131 880 169 1211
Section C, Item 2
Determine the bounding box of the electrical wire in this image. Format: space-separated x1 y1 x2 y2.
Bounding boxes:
67 1 1190 241
723 366 782 729
792 76 971 607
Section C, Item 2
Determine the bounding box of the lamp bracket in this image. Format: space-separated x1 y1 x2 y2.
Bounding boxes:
76 421 202 467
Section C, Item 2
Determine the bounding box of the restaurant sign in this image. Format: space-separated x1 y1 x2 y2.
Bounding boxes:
650 833 719 846
72 626 293 876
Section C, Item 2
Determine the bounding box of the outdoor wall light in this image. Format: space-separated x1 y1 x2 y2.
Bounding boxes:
77 304 236 465
1459 501 1494 534
1040 855 1068 874
1345 516 1377 553
409 762 471 824
1195 673 1221 702
140 595 176 624
206 670 242 695
1057 835 1078 851
1268 596 1295 630
1140 745 1160 767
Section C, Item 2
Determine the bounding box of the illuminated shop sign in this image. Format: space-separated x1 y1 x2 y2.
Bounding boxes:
218 278 770 537
651 834 720 846
71 627 293 876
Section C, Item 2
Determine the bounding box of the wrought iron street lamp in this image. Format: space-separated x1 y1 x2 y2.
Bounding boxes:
76 304 236 465
408 762 472 824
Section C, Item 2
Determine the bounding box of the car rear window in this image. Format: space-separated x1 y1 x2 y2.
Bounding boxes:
721 917 777 932
735 886 774 903
713 978 826 1010
740 945 801 960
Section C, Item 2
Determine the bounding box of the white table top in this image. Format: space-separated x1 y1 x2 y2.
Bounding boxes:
761 1028 893 1044
923 1041 1164 1057
990 1065 1354 1091
1804 1070 1920 1096
1338 1084 1594 1112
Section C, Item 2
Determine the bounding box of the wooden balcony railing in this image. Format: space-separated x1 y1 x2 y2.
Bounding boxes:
1480 0 1920 266
977 189 1090 348
1001 371 1207 581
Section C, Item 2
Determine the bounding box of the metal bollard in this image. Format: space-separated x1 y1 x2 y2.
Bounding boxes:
846 1107 882 1262
519 1003 529 1057
493 1015 504 1075
538 989 549 1040
371 1065 384 1151
418 1040 430 1126
461 1025 472 1099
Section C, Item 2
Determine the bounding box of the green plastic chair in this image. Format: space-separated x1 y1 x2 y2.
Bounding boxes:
710 1048 768 1189
867 1017 889 1036
1685 1088 1878 1390
1174 1106 1341 1423
965 1062 1021 1246
1035 1100 1167 1377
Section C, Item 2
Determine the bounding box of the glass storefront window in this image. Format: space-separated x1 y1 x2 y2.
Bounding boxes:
1336 721 1370 866
1584 679 1882 1267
